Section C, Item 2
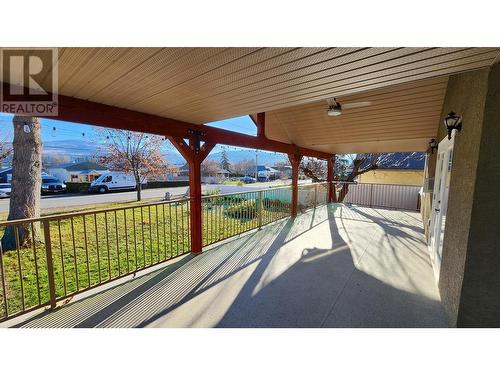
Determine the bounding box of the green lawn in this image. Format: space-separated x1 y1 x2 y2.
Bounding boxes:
0 193 291 319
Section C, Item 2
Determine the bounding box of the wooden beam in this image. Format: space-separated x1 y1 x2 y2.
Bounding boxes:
256 112 265 138
1 82 333 160
168 136 216 254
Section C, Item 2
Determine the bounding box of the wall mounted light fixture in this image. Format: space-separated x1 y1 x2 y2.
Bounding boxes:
444 111 463 140
428 138 438 154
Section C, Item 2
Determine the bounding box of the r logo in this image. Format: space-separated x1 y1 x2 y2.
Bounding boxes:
1 48 58 116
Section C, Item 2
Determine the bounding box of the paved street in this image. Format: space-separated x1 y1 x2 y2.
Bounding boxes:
0 180 296 213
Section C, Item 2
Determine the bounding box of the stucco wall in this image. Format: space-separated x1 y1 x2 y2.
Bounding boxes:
433 67 491 327
358 170 423 186
456 63 500 327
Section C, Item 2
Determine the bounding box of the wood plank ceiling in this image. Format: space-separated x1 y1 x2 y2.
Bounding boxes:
3 47 499 153
265 76 450 153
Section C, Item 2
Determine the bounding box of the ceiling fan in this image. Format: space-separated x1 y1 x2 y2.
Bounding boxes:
326 97 372 117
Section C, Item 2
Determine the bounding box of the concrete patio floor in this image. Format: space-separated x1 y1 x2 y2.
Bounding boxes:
9 204 449 328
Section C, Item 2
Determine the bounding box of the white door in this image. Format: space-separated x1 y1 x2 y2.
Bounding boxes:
429 133 455 282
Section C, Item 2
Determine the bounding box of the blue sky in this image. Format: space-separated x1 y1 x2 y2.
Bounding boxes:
0 112 259 156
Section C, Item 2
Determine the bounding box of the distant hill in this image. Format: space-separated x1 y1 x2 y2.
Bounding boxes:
43 139 105 156
42 140 288 166
207 149 287 165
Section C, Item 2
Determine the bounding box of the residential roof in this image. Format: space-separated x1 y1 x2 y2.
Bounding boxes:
376 152 425 170
75 169 107 175
53 161 108 171
257 165 279 173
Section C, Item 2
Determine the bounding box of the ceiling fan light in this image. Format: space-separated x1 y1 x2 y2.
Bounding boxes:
327 106 342 117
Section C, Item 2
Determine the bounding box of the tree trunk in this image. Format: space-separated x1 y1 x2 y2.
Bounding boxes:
335 162 379 203
1 116 42 252
135 173 142 201
337 183 350 202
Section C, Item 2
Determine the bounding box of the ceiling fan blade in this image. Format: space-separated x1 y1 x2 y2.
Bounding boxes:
341 101 372 109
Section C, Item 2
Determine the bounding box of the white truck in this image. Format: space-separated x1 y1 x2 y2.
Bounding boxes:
89 172 146 194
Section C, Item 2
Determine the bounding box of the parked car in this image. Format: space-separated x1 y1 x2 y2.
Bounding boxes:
89 172 146 193
0 183 11 198
257 175 269 182
241 175 256 184
41 176 67 194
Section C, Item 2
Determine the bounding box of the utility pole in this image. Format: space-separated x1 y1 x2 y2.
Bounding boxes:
255 149 258 180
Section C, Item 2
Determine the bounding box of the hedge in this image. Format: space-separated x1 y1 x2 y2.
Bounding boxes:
225 200 258 220
65 182 91 193
146 180 190 188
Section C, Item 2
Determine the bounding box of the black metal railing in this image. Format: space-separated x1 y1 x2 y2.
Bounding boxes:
0 198 191 321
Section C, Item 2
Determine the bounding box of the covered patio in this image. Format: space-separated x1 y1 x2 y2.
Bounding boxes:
2 47 499 327
9 204 447 328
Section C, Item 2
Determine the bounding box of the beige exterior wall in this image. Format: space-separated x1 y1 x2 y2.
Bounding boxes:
358 170 423 186
423 64 500 327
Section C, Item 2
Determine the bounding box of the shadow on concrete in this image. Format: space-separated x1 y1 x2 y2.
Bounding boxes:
14 204 448 328
214 204 447 327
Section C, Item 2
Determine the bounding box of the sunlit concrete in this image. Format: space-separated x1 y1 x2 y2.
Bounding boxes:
11 204 449 328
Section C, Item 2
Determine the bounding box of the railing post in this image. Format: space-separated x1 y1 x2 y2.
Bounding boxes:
369 183 374 208
42 220 57 309
314 183 318 208
288 153 302 217
257 190 263 229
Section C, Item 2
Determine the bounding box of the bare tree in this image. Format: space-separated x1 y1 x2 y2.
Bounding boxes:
300 157 327 182
298 153 403 202
334 153 398 201
1 117 42 251
232 159 256 176
0 125 12 165
0 144 11 163
97 130 170 201
274 158 291 168
201 159 221 177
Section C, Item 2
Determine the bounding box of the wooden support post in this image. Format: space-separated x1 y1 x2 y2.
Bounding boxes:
257 190 263 229
168 136 215 254
288 153 302 217
327 154 336 203
256 112 266 138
